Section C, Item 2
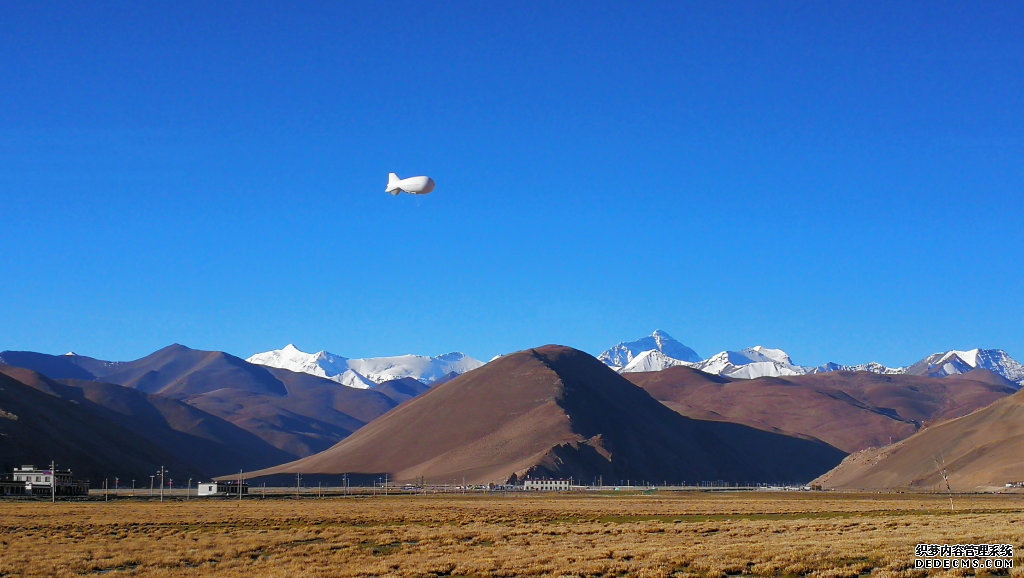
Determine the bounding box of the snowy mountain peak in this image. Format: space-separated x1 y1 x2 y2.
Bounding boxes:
743 346 794 366
691 349 806 379
907 348 1023 385
620 349 694 373
432 352 474 363
939 348 980 367
598 330 701 370
246 345 485 388
810 361 906 375
246 345 351 384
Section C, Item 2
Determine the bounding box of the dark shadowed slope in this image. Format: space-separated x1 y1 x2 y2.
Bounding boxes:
0 350 124 381
94 344 289 397
0 346 405 458
369 377 431 404
0 369 203 481
624 367 1014 453
815 388 1024 491
183 365 399 457
0 351 98 380
0 365 297 476
243 346 846 485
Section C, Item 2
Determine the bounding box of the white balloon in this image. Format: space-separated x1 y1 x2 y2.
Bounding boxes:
385 173 435 195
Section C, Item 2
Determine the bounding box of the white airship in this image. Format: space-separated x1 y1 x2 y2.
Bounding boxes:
386 173 435 196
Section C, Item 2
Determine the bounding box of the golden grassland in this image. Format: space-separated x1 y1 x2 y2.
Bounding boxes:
0 492 1021 578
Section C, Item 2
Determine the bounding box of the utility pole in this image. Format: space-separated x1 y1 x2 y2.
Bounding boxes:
386 474 389 496
150 475 154 497
132 479 135 497
104 479 108 501
157 467 167 503
187 478 192 500
50 460 56 503
295 472 301 498
238 470 243 503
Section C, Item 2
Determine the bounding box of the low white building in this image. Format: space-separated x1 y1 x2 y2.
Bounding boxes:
10 465 87 496
197 481 248 496
524 479 570 491
12 465 70 486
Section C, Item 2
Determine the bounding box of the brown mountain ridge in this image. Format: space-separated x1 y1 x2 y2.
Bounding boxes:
0 345 412 457
813 387 1024 491
0 368 204 481
242 346 846 485
0 364 297 477
623 366 1014 453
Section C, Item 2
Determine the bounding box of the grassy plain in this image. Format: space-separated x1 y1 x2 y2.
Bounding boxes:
0 492 1021 578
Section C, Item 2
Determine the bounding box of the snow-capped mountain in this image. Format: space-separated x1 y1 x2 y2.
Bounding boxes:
344 352 485 385
598 330 700 370
905 349 1024 385
613 343 808 378
247 344 351 381
744 346 795 366
809 361 905 375
246 345 485 388
599 331 1023 387
690 348 807 379
620 349 693 373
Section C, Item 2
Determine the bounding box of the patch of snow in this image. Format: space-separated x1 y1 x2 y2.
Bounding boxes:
620 350 694 373
810 361 906 375
692 349 807 379
743 346 794 366
336 369 376 389
345 352 484 385
944 348 980 368
724 361 804 379
247 345 485 388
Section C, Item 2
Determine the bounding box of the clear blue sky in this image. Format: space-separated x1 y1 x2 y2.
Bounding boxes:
2 1 1022 367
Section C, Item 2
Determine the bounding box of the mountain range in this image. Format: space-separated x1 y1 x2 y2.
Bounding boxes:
0 346 417 460
4 334 1024 490
622 365 1015 454
242 345 846 485
0 367 202 482
0 364 294 481
245 344 484 388
599 331 1024 386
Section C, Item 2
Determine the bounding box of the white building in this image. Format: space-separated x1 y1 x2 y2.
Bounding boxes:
524 479 570 491
197 481 248 496
10 465 87 496
12 465 70 486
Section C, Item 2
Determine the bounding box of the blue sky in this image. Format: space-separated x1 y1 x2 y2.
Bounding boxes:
1 1 1022 366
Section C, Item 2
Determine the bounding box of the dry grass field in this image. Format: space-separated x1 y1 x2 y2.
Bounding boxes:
0 492 1021 578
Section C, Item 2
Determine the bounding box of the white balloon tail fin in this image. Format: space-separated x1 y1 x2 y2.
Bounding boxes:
386 172 401 194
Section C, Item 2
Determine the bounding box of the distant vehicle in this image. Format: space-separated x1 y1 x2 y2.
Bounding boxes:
386 173 435 196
